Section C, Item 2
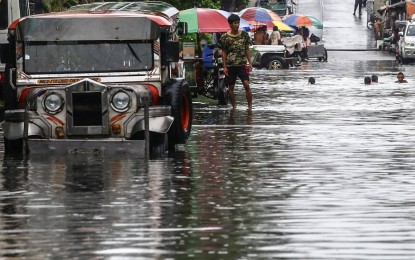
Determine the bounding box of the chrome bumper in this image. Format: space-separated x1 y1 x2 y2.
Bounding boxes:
27 139 146 157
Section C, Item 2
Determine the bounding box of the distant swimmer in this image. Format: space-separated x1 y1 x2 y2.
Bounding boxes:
371 74 378 83
364 76 371 85
308 77 315 84
395 72 408 83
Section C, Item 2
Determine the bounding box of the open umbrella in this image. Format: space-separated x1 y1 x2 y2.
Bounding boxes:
238 7 282 23
179 8 252 33
249 20 293 32
283 14 323 29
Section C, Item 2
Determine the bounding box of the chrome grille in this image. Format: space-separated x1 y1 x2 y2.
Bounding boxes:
66 79 109 135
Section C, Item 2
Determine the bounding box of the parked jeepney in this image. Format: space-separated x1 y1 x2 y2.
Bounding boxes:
256 0 297 17
0 1 192 158
0 0 30 100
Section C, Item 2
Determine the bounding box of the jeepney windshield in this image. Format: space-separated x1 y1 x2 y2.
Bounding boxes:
406 25 415 37
24 41 154 73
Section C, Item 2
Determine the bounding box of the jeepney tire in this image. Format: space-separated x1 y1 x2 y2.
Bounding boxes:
217 78 229 106
267 56 287 70
165 80 193 151
150 133 168 159
323 48 328 62
4 138 23 159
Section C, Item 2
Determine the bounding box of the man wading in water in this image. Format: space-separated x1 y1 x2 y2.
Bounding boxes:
220 14 253 110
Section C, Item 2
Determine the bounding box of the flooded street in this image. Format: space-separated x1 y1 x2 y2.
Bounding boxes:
3 0 415 259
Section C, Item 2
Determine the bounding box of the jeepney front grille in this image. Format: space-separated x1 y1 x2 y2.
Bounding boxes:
73 92 102 126
66 80 109 136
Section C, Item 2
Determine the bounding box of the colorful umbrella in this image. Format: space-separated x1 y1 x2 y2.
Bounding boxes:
249 20 293 32
179 8 253 33
238 7 282 23
283 14 323 29
272 21 294 32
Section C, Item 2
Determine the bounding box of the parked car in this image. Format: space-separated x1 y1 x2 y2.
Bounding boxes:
398 19 415 64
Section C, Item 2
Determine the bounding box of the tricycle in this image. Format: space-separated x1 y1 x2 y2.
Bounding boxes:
305 34 328 62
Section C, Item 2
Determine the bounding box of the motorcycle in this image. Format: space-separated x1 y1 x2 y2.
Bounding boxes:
195 44 229 106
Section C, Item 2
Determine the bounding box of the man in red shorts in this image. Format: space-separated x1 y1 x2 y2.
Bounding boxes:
220 14 253 110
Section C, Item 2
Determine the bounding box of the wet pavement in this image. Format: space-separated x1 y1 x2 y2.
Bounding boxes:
2 0 415 259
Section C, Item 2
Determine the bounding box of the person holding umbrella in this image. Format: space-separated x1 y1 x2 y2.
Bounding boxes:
220 14 253 110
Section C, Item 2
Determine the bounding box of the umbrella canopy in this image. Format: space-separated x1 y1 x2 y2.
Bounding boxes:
283 14 323 29
249 20 293 32
179 8 252 33
238 7 282 23
272 21 294 32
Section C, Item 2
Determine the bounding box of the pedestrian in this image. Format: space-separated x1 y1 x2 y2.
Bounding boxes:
395 72 408 83
364 76 371 85
353 0 362 16
253 25 268 45
220 14 253 110
371 74 378 83
269 26 282 45
308 77 315 84
374 18 383 41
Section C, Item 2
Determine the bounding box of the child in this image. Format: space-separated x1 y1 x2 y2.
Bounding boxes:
308 77 316 84
396 72 408 83
364 76 371 85
371 74 378 83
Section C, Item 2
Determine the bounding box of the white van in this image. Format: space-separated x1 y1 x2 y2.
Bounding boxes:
0 0 30 93
398 19 415 64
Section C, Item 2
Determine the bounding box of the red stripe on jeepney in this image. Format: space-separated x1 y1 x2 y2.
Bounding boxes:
110 113 127 124
147 16 172 26
145 84 159 105
45 115 65 126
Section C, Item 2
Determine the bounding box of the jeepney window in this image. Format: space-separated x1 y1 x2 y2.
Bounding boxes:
23 41 153 73
0 0 8 30
406 25 415 36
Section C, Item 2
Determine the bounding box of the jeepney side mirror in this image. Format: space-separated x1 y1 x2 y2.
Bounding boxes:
162 41 180 63
177 22 188 36
398 31 403 37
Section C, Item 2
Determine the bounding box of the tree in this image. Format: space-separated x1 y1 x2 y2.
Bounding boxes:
40 0 249 13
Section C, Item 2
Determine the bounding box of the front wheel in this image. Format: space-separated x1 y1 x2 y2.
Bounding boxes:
165 81 193 151
217 78 229 106
267 56 287 70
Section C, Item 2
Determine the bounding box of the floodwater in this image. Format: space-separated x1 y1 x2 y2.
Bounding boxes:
2 50 415 259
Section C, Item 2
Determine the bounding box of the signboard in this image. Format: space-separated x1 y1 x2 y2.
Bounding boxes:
182 41 195 60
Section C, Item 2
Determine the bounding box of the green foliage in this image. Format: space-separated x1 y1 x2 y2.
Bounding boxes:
162 0 220 10
41 0 248 13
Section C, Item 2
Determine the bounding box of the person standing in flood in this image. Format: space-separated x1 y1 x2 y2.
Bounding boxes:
353 0 362 16
220 14 253 110
269 26 282 45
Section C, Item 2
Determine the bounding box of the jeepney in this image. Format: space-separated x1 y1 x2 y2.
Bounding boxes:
0 0 30 100
0 1 192 158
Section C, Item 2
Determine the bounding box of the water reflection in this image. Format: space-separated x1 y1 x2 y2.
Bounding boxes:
2 51 415 258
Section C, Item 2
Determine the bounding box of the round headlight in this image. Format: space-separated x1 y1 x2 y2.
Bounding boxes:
111 91 130 112
43 93 64 114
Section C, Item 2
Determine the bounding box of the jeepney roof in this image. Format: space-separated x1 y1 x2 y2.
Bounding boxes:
68 1 179 19
16 11 171 41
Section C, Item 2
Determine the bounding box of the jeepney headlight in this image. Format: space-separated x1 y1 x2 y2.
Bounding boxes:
43 93 64 114
111 91 130 112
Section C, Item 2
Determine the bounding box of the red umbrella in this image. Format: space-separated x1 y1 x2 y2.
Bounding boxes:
179 8 252 33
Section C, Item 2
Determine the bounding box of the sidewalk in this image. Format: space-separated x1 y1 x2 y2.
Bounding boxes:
299 0 374 50
249 0 375 50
